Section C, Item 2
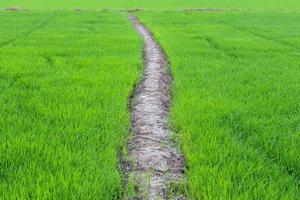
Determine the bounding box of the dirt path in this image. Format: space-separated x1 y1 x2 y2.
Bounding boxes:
127 16 185 199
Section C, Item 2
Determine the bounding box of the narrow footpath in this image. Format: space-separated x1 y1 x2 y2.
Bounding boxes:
127 16 186 199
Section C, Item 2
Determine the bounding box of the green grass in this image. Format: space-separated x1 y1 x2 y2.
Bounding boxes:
0 11 142 199
138 11 300 199
0 0 300 10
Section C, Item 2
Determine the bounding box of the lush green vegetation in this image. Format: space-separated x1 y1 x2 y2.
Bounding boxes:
138 12 300 199
0 0 300 10
1 0 300 199
0 11 141 199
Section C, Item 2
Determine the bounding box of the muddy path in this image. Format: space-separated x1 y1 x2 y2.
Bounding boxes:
126 16 186 199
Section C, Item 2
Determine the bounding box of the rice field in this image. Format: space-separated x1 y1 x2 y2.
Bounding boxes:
0 11 141 199
1 1 300 199
137 11 300 199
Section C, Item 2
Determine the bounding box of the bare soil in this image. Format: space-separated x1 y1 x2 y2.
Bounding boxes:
0 7 30 11
127 16 186 200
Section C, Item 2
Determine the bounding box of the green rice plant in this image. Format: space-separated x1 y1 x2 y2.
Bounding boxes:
138 11 300 199
0 11 142 199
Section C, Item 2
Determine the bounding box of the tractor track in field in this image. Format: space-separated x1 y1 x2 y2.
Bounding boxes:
126 16 186 200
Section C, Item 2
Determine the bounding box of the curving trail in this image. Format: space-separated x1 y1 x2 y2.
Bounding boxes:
127 16 185 199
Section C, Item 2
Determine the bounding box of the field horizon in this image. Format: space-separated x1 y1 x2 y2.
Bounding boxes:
1 0 300 11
